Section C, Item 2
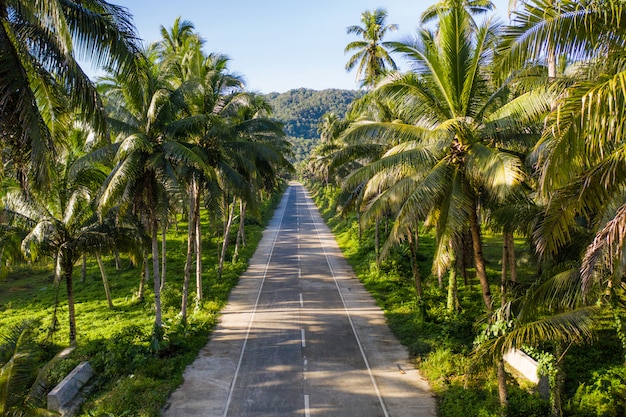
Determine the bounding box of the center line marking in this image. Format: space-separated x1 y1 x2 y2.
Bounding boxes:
300 293 304 307
298 268 302 279
221 186 290 417
302 187 391 417
304 395 310 417
301 329 306 347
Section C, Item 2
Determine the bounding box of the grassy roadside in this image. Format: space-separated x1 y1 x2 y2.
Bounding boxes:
0 185 286 417
310 182 626 417
308 183 551 417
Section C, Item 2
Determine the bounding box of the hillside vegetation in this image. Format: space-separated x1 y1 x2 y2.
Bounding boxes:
266 88 361 163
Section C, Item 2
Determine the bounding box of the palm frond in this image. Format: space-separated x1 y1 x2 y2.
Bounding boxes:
466 142 525 201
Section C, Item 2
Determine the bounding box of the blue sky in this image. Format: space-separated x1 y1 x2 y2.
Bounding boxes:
117 0 511 93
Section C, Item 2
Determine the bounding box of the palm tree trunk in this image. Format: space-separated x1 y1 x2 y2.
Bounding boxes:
469 199 493 312
447 267 459 313
138 251 148 301
461 230 471 287
62 255 77 344
81 254 87 283
115 250 121 271
95 252 113 308
182 178 198 322
506 232 517 284
407 226 423 298
502 232 509 308
218 197 236 279
234 199 246 263
160 218 167 291
552 342 566 417
151 217 162 329
497 359 509 417
447 251 459 313
195 185 203 306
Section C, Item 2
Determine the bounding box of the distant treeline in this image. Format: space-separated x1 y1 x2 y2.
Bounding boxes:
265 88 361 164
267 87 360 133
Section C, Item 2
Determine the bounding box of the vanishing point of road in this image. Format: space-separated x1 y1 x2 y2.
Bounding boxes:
164 182 435 417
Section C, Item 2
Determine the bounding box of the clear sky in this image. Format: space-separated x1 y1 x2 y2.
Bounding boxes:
116 0 511 93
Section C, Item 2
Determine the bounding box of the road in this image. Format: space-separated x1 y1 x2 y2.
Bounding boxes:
163 182 435 417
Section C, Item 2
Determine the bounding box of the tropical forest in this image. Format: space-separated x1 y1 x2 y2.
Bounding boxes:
1 1 626 417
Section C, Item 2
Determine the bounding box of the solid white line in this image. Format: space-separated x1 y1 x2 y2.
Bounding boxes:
222 187 291 417
300 186 391 417
301 329 306 347
304 394 310 417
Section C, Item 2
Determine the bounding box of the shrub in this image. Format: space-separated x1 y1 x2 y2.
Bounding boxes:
421 348 469 390
567 366 626 417
437 382 549 417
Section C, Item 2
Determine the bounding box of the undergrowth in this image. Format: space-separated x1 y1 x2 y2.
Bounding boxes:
308 182 626 417
0 186 286 417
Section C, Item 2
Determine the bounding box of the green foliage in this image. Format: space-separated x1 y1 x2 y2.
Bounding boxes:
87 374 169 417
0 185 284 416
308 182 558 417
266 88 361 165
523 345 557 385
438 383 549 417
288 136 318 165
421 348 468 390
567 367 626 417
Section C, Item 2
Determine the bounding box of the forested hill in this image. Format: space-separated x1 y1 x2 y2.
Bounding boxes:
266 88 360 139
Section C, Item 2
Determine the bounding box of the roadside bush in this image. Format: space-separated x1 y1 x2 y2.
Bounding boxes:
90 325 149 379
438 383 549 417
87 374 168 417
567 366 626 417
421 348 468 390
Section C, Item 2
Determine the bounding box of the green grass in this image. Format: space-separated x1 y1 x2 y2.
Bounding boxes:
307 183 562 417
0 186 285 417
310 182 626 417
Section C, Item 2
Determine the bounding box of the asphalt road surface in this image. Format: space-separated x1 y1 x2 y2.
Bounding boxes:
163 182 435 417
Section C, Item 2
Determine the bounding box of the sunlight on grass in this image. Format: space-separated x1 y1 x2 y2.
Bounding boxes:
0 187 285 417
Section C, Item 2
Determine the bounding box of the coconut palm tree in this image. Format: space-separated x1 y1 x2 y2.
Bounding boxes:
344 8 399 89
167 39 291 307
498 0 622 80
0 0 139 191
421 0 494 25
0 320 64 416
504 1 626 278
342 2 550 313
166 47 245 310
474 267 601 416
213 93 292 279
2 126 119 343
98 46 201 333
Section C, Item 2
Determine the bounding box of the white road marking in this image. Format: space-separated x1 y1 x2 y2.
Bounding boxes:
304 395 310 417
301 187 391 417
298 268 302 279
300 293 304 307
301 329 306 347
222 187 291 417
